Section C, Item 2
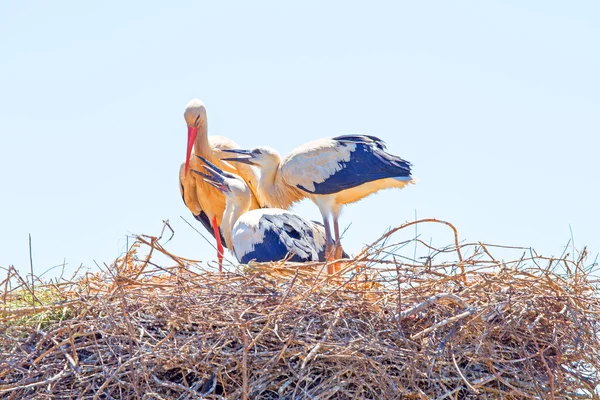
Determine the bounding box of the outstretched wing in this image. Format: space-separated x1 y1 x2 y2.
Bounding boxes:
282 135 412 195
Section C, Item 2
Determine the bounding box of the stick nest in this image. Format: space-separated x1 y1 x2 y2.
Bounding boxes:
1 219 599 399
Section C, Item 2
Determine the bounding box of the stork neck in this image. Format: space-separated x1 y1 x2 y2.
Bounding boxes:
220 201 235 250
221 193 252 250
258 162 298 209
257 162 281 205
193 121 210 156
235 164 263 208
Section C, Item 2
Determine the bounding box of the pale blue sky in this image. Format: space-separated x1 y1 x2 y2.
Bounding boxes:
1 1 598 277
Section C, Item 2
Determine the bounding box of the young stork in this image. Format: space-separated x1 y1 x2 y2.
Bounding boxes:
180 99 263 271
221 135 416 262
190 156 341 265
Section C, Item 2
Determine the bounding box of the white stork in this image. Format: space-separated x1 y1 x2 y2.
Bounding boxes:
180 99 263 271
221 135 416 264
190 156 343 265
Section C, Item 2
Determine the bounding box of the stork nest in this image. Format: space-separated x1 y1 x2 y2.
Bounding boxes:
1 219 599 399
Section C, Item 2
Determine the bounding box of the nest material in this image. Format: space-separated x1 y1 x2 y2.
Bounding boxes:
1 219 599 399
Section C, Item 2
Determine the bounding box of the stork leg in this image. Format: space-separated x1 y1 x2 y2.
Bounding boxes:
211 216 224 272
333 218 342 259
332 211 344 273
322 216 336 274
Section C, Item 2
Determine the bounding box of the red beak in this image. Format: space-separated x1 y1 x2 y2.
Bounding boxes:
185 126 198 175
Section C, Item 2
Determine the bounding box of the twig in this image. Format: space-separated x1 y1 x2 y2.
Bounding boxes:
398 293 467 320
412 308 475 340
452 348 478 394
241 322 249 400
29 234 35 309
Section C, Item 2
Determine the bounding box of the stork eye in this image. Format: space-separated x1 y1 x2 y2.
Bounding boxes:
253 149 262 155
194 115 201 125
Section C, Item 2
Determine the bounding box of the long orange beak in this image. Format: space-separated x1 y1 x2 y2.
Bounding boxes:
185 126 198 175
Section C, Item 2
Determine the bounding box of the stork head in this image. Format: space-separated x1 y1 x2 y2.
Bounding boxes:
183 99 208 175
221 147 280 169
191 156 250 200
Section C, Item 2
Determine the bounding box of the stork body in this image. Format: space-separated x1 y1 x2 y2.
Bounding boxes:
180 99 263 271
191 157 338 265
231 208 329 264
222 135 416 264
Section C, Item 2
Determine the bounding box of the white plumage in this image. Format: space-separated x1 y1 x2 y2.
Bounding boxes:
179 99 264 271
222 134 416 269
190 156 338 266
280 138 357 192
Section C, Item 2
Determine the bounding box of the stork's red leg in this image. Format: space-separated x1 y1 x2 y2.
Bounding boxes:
323 217 335 274
331 218 343 273
212 216 224 272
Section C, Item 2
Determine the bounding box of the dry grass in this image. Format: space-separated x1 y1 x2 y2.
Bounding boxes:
1 219 599 399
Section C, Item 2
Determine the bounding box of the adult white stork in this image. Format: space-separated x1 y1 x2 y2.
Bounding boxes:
190 156 344 265
180 99 263 271
221 134 416 262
